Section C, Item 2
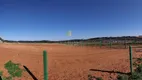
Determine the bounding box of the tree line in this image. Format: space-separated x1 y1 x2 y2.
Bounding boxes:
0 36 142 43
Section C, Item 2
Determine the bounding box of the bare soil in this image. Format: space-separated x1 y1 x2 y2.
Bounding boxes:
0 43 141 80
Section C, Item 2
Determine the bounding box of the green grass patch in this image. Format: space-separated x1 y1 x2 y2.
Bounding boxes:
4 60 23 77
135 64 142 73
117 57 142 80
88 74 103 80
0 71 3 76
0 60 23 80
117 74 129 80
2 76 13 80
137 58 142 62
129 72 142 80
96 77 103 80
133 61 138 67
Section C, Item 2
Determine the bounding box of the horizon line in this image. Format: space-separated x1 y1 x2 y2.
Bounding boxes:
1 35 141 41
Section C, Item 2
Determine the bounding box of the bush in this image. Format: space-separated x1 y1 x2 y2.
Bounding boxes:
0 71 3 76
129 72 142 80
96 77 103 80
0 60 24 80
2 76 13 80
133 62 138 67
118 58 142 80
137 58 142 62
4 60 23 77
117 74 128 80
88 75 103 80
135 64 142 73
88 74 93 80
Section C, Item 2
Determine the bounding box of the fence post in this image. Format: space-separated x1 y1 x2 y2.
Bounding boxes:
109 37 112 48
43 50 48 80
124 38 127 49
109 42 112 48
100 40 102 48
129 46 133 75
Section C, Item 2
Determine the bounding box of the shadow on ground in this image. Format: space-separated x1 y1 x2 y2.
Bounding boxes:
0 76 2 80
23 65 38 80
89 69 130 75
0 66 38 80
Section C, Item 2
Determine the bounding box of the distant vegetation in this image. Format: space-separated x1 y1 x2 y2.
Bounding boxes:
3 40 55 43
0 37 4 42
1 36 142 44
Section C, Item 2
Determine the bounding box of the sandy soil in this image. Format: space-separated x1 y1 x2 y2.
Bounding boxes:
0 43 141 80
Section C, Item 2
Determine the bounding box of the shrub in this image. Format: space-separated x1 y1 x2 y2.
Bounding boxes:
117 74 128 80
88 75 103 80
96 77 103 80
135 64 142 73
4 60 23 77
2 76 13 80
118 59 142 80
88 74 93 80
0 60 24 80
133 62 138 67
137 58 142 62
0 71 3 76
129 72 142 80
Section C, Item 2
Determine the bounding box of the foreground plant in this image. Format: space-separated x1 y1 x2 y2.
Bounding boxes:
117 57 142 80
88 74 103 80
137 58 142 62
117 74 128 80
0 71 3 76
0 60 23 80
96 77 103 80
4 60 23 78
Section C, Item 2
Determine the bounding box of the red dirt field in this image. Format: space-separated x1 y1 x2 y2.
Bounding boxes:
0 43 141 80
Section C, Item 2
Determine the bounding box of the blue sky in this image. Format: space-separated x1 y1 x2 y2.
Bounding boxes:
0 0 142 40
